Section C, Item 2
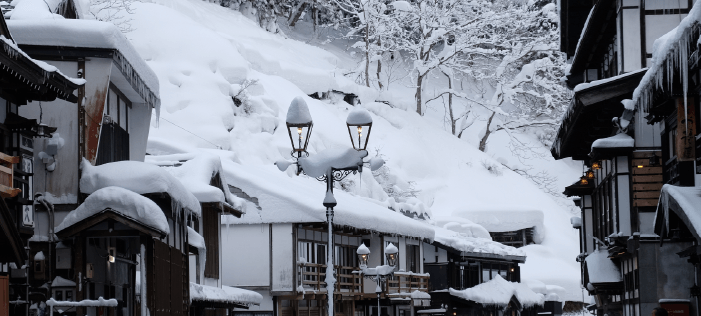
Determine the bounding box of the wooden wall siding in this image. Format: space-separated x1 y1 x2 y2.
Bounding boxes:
96 122 130 165
632 151 663 207
1 275 8 316
202 206 220 279
152 240 188 316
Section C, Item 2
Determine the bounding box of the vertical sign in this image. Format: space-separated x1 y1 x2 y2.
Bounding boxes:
676 97 696 162
22 205 33 227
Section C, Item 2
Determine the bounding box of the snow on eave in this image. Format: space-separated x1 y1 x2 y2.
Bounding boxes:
51 276 76 288
655 184 701 238
189 283 263 306
584 248 622 284
6 19 160 115
219 162 434 240
631 0 701 114
570 5 596 71
146 153 246 213
450 275 544 308
55 186 170 236
433 226 526 259
573 68 648 93
591 133 634 150
80 159 201 217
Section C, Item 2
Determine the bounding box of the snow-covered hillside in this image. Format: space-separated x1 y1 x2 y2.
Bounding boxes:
21 0 584 301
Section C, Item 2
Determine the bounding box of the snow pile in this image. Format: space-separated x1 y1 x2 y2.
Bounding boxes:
34 251 45 261
434 226 525 257
584 249 621 284
146 153 246 211
433 216 491 238
56 186 169 235
657 184 701 235
297 147 367 178
411 290 431 299
452 208 544 242
189 283 263 306
523 279 566 302
450 275 544 307
51 276 76 287
591 133 634 149
80 159 201 216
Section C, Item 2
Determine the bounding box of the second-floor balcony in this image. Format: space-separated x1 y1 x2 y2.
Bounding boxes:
298 263 429 296
0 152 20 198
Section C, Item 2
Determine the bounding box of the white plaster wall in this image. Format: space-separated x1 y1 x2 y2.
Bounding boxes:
634 117 663 147
584 196 594 253
645 0 688 10
638 212 656 234
221 223 270 287
623 9 642 72
617 174 632 235
128 102 151 161
272 223 293 291
645 15 686 54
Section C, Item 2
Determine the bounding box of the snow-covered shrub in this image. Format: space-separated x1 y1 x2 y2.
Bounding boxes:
230 79 259 116
481 160 503 176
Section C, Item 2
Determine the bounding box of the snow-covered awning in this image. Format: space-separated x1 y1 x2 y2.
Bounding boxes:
146 153 246 216
220 162 434 240
7 19 160 114
80 159 201 217
51 276 76 288
654 184 701 240
590 133 634 160
449 275 544 308
584 249 622 284
189 283 262 308
433 226 526 262
56 186 169 238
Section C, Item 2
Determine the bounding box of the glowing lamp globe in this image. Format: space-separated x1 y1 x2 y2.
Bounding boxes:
346 108 373 151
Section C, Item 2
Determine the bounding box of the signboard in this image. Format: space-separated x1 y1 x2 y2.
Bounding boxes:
660 301 690 316
22 205 33 227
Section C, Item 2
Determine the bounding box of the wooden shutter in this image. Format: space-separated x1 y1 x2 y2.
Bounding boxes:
203 208 220 279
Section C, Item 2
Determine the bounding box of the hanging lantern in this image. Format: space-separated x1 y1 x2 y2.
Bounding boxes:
580 176 589 185
649 154 659 166
591 161 601 170
357 243 370 269
346 108 373 151
285 97 313 156
385 243 398 268
586 170 595 179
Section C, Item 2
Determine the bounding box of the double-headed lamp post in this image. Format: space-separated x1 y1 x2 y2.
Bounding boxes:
276 97 384 316
356 243 398 316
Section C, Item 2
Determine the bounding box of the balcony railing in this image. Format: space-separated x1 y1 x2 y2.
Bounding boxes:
0 152 20 198
298 263 429 295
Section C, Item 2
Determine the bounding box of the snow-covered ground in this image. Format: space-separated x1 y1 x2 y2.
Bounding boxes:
12 0 585 302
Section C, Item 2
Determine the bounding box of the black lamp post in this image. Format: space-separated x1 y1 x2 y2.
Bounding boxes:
276 97 384 316
355 243 398 316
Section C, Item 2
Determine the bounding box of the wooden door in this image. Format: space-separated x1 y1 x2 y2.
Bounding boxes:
153 240 188 316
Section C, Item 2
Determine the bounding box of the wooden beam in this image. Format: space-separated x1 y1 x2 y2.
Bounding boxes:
633 199 658 207
632 175 663 183
631 167 663 175
633 183 663 191
633 191 660 199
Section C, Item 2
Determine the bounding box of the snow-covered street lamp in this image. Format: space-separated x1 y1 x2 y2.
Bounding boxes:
276 97 384 316
355 243 398 316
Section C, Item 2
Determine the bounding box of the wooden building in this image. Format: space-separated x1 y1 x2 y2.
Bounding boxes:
0 12 83 316
220 164 435 316
553 1 700 316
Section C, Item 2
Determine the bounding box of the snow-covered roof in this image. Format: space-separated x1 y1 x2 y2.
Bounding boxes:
51 276 76 288
80 159 201 217
591 133 634 150
573 68 648 93
189 283 262 307
433 216 491 239
655 184 701 238
434 226 525 258
449 275 544 308
146 153 246 212
584 249 621 284
1 35 85 87
451 208 544 240
6 19 160 113
187 226 205 249
56 186 170 236
220 162 434 240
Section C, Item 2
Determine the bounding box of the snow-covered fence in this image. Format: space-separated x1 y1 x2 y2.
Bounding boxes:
47 297 118 316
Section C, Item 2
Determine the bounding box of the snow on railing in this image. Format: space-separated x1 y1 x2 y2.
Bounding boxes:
47 297 118 316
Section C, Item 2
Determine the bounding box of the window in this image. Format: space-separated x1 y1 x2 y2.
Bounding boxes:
97 85 131 165
406 244 420 273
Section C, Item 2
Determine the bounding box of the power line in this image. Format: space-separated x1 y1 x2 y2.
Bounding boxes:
159 117 222 149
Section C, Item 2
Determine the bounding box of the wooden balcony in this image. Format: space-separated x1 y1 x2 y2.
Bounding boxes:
0 152 20 198
298 263 429 296
632 151 663 207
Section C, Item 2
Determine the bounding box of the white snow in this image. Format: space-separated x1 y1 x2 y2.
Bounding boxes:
189 283 263 306
584 249 622 284
657 184 701 236
410 290 431 299
433 216 491 239
298 147 367 178
573 68 648 93
80 159 201 217
434 226 525 257
591 133 634 150
450 275 544 307
47 297 117 307
51 276 76 288
55 186 170 235
34 251 45 261
286 96 313 124
452 208 544 242
357 243 370 254
146 153 246 211
346 108 373 125
0 36 85 86
187 226 205 249
570 217 582 229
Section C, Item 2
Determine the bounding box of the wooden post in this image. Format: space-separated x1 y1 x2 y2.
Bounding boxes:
676 96 696 186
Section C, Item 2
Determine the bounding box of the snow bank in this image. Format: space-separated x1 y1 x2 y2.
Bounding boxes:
189 283 263 306
147 153 246 211
434 226 525 257
591 133 634 149
449 275 544 307
584 249 621 284
80 159 201 216
56 186 169 235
